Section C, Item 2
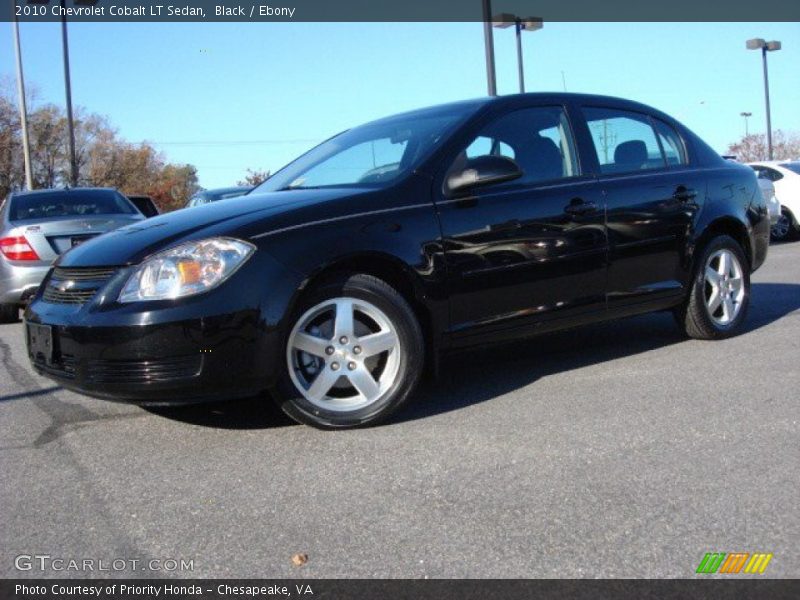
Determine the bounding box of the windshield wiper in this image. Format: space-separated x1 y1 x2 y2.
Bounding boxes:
276 185 322 191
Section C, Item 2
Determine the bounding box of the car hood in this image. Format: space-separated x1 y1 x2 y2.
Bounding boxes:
58 187 373 267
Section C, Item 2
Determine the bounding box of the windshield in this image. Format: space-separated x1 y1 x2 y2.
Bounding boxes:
10 190 137 221
779 162 800 175
254 107 475 193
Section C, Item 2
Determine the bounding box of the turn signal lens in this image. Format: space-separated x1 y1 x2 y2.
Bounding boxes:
118 237 255 303
0 236 40 261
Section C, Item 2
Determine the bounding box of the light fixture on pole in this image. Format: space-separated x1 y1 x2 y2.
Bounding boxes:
746 38 781 160
493 14 543 93
740 111 752 137
12 11 34 190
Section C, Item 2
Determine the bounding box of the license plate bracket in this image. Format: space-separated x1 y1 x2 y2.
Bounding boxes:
71 235 93 248
27 322 53 364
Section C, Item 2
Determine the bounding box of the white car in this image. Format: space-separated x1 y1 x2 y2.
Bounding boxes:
749 161 800 241
756 176 782 227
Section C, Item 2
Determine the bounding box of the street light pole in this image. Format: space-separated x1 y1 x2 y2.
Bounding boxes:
514 20 524 93
12 13 34 190
761 46 773 160
740 111 752 137
493 15 542 94
61 0 78 186
746 38 781 161
482 0 497 96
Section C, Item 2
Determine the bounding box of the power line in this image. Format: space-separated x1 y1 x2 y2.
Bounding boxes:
150 139 320 147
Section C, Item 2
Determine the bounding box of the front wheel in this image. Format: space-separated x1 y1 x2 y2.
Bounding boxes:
273 273 424 429
674 235 750 340
0 304 18 324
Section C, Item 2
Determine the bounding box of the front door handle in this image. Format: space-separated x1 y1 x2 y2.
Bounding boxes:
564 198 597 216
673 186 698 202
490 219 521 232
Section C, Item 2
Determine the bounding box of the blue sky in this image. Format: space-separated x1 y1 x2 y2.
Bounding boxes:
2 21 798 188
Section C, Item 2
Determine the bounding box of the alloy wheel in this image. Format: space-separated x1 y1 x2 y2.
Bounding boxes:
771 213 790 240
703 249 745 326
287 297 401 412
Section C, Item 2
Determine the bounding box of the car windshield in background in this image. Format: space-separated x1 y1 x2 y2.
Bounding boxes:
780 162 800 175
10 190 137 221
254 106 477 193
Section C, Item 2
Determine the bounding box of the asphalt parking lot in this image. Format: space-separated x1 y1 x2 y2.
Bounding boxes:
1 241 798 579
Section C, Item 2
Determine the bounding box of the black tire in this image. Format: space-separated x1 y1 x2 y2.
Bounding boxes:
0 304 18 324
674 235 750 340
770 208 796 242
273 273 424 429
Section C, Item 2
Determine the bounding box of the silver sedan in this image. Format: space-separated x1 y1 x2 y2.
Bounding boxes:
0 187 144 322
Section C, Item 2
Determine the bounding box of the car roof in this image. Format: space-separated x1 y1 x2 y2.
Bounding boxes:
364 92 682 133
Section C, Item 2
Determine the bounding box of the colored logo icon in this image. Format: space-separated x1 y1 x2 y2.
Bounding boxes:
696 552 773 574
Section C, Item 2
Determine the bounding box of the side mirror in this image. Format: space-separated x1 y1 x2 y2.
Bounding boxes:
446 155 522 196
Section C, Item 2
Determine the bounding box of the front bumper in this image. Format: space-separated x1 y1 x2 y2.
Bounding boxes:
25 311 275 404
24 252 300 404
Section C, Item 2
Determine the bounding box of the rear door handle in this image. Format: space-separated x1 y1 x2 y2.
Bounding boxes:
564 198 597 216
673 186 698 202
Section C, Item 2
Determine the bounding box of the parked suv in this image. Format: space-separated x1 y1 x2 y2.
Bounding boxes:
1 187 143 322
25 94 769 428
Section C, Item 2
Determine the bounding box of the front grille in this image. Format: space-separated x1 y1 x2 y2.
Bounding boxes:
85 356 203 384
50 267 117 281
43 266 117 305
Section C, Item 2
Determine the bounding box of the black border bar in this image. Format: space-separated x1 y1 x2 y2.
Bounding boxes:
3 0 800 22
3 579 800 600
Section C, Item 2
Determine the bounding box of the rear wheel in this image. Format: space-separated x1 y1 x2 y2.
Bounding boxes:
674 235 750 340
0 304 18 324
273 273 424 429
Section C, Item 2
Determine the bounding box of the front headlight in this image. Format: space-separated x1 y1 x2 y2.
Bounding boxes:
118 237 255 303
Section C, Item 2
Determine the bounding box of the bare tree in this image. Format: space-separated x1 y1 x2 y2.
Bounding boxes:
727 130 800 163
237 168 270 187
0 85 200 210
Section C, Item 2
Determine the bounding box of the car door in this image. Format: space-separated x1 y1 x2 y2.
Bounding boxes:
579 106 703 309
434 104 607 346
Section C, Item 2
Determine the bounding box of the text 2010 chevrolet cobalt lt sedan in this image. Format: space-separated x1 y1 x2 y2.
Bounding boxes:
25 94 769 428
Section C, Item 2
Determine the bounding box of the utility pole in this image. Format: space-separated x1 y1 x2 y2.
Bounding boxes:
12 13 34 190
481 0 497 96
61 0 78 186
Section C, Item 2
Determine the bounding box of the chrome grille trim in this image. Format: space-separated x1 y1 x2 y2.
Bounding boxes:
42 266 117 305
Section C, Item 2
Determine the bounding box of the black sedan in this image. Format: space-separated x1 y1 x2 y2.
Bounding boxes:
25 93 770 428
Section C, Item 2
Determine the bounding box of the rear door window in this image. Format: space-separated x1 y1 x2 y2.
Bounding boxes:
583 107 666 174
